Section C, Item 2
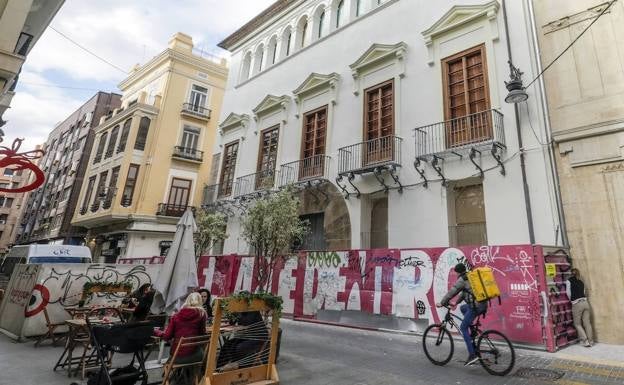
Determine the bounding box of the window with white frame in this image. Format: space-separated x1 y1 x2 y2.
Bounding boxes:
188 85 208 113
180 125 200 152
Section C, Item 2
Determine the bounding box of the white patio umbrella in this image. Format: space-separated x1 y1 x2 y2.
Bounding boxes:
151 207 199 315
149 207 198 363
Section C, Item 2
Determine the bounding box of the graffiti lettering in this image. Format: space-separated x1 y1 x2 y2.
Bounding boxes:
307 251 341 269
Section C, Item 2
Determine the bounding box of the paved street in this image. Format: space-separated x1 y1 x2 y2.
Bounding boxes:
1 319 623 385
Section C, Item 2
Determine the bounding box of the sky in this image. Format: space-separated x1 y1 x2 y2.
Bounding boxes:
3 0 276 151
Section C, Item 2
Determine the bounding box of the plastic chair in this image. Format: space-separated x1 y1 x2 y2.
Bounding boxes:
161 335 211 385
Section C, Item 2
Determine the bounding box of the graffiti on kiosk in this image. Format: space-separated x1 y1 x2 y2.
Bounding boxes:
197 245 545 345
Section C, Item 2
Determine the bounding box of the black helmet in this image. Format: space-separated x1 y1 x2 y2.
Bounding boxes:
454 263 467 274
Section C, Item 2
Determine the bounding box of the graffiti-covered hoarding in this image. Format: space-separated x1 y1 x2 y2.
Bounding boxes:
197 245 547 346
0 264 159 339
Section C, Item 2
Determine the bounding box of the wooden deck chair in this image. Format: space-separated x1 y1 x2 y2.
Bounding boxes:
162 335 211 385
35 307 67 347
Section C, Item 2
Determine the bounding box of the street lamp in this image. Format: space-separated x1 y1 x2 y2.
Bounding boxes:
504 61 529 104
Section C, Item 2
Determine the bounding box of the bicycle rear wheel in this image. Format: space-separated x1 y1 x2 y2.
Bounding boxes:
422 324 454 366
477 330 515 376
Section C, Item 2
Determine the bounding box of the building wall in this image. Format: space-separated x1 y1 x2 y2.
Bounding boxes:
533 0 624 343
17 92 121 245
71 33 228 262
213 0 560 254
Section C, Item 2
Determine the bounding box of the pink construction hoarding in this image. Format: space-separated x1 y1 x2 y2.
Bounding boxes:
196 245 548 346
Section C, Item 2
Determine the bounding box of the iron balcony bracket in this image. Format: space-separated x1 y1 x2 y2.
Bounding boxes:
413 158 428 188
389 164 403 193
431 155 448 187
374 167 390 193
492 143 506 176
347 172 361 199
469 148 484 179
336 175 352 199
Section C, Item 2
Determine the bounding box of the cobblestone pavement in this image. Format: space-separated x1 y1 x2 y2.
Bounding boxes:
1 319 622 385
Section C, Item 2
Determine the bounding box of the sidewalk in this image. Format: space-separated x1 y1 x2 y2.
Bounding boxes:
531 342 624 368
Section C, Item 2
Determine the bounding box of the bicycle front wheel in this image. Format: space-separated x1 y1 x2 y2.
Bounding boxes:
477 330 515 376
422 324 454 366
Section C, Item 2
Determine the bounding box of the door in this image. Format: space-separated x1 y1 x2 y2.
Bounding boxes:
298 213 326 251
364 80 394 166
443 44 491 148
256 126 279 190
300 106 327 180
167 178 192 216
189 85 208 113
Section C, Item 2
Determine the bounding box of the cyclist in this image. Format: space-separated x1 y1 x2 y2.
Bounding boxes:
436 263 488 366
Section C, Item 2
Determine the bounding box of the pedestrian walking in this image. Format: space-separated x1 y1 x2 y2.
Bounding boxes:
566 268 594 347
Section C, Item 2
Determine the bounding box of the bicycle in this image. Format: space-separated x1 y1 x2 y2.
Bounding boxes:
422 305 515 376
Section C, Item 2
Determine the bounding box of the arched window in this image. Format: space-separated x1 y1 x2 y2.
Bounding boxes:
252 44 264 75
318 11 325 38
336 0 344 28
301 21 308 48
280 27 292 59
240 51 252 82
134 117 150 151
268 36 278 65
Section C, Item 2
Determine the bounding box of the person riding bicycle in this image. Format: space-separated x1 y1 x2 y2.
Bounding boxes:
436 263 488 366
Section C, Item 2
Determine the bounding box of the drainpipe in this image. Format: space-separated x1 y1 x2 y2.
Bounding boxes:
502 0 535 244
526 0 569 248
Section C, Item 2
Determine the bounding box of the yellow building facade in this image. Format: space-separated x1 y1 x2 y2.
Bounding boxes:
72 33 227 262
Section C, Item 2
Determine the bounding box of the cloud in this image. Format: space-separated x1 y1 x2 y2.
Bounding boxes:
3 0 275 151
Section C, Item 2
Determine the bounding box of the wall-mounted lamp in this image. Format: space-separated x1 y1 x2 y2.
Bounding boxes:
504 61 529 104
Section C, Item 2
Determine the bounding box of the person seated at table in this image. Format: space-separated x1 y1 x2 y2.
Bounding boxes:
131 284 155 321
217 311 269 370
154 292 207 364
197 288 213 320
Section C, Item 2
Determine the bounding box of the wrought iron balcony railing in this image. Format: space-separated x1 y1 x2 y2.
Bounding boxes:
414 109 504 158
156 203 194 217
172 146 204 162
338 136 402 174
234 169 276 197
279 155 331 186
181 103 211 119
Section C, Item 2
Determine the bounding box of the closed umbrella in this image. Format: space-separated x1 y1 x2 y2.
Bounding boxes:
151 207 198 315
149 207 198 364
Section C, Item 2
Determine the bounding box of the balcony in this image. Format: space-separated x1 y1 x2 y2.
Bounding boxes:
181 103 211 121
234 169 276 197
448 222 488 247
413 109 506 184
279 155 331 187
156 203 194 217
415 109 505 157
338 136 402 174
172 146 204 163
336 136 403 197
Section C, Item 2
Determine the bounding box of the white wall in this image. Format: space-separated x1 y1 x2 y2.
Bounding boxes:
214 0 560 252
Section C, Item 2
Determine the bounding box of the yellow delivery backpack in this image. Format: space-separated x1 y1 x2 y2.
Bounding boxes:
467 267 501 302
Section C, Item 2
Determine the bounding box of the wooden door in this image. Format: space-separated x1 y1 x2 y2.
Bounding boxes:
167 178 192 215
256 126 279 190
364 80 394 166
443 44 491 148
300 106 327 180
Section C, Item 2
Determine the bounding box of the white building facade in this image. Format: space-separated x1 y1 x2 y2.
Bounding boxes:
207 0 564 254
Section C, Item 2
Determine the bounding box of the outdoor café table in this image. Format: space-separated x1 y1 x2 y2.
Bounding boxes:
53 318 120 378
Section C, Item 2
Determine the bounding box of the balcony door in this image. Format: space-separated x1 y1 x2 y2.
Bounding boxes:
364 79 394 166
443 44 491 148
300 106 327 180
256 126 279 190
189 85 208 113
167 178 192 216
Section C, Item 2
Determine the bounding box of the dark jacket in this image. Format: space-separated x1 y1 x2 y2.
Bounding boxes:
155 308 207 357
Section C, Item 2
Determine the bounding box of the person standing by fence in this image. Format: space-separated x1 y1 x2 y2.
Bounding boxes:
566 268 594 347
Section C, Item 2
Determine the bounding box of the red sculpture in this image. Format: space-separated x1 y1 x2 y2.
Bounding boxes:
0 138 45 193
